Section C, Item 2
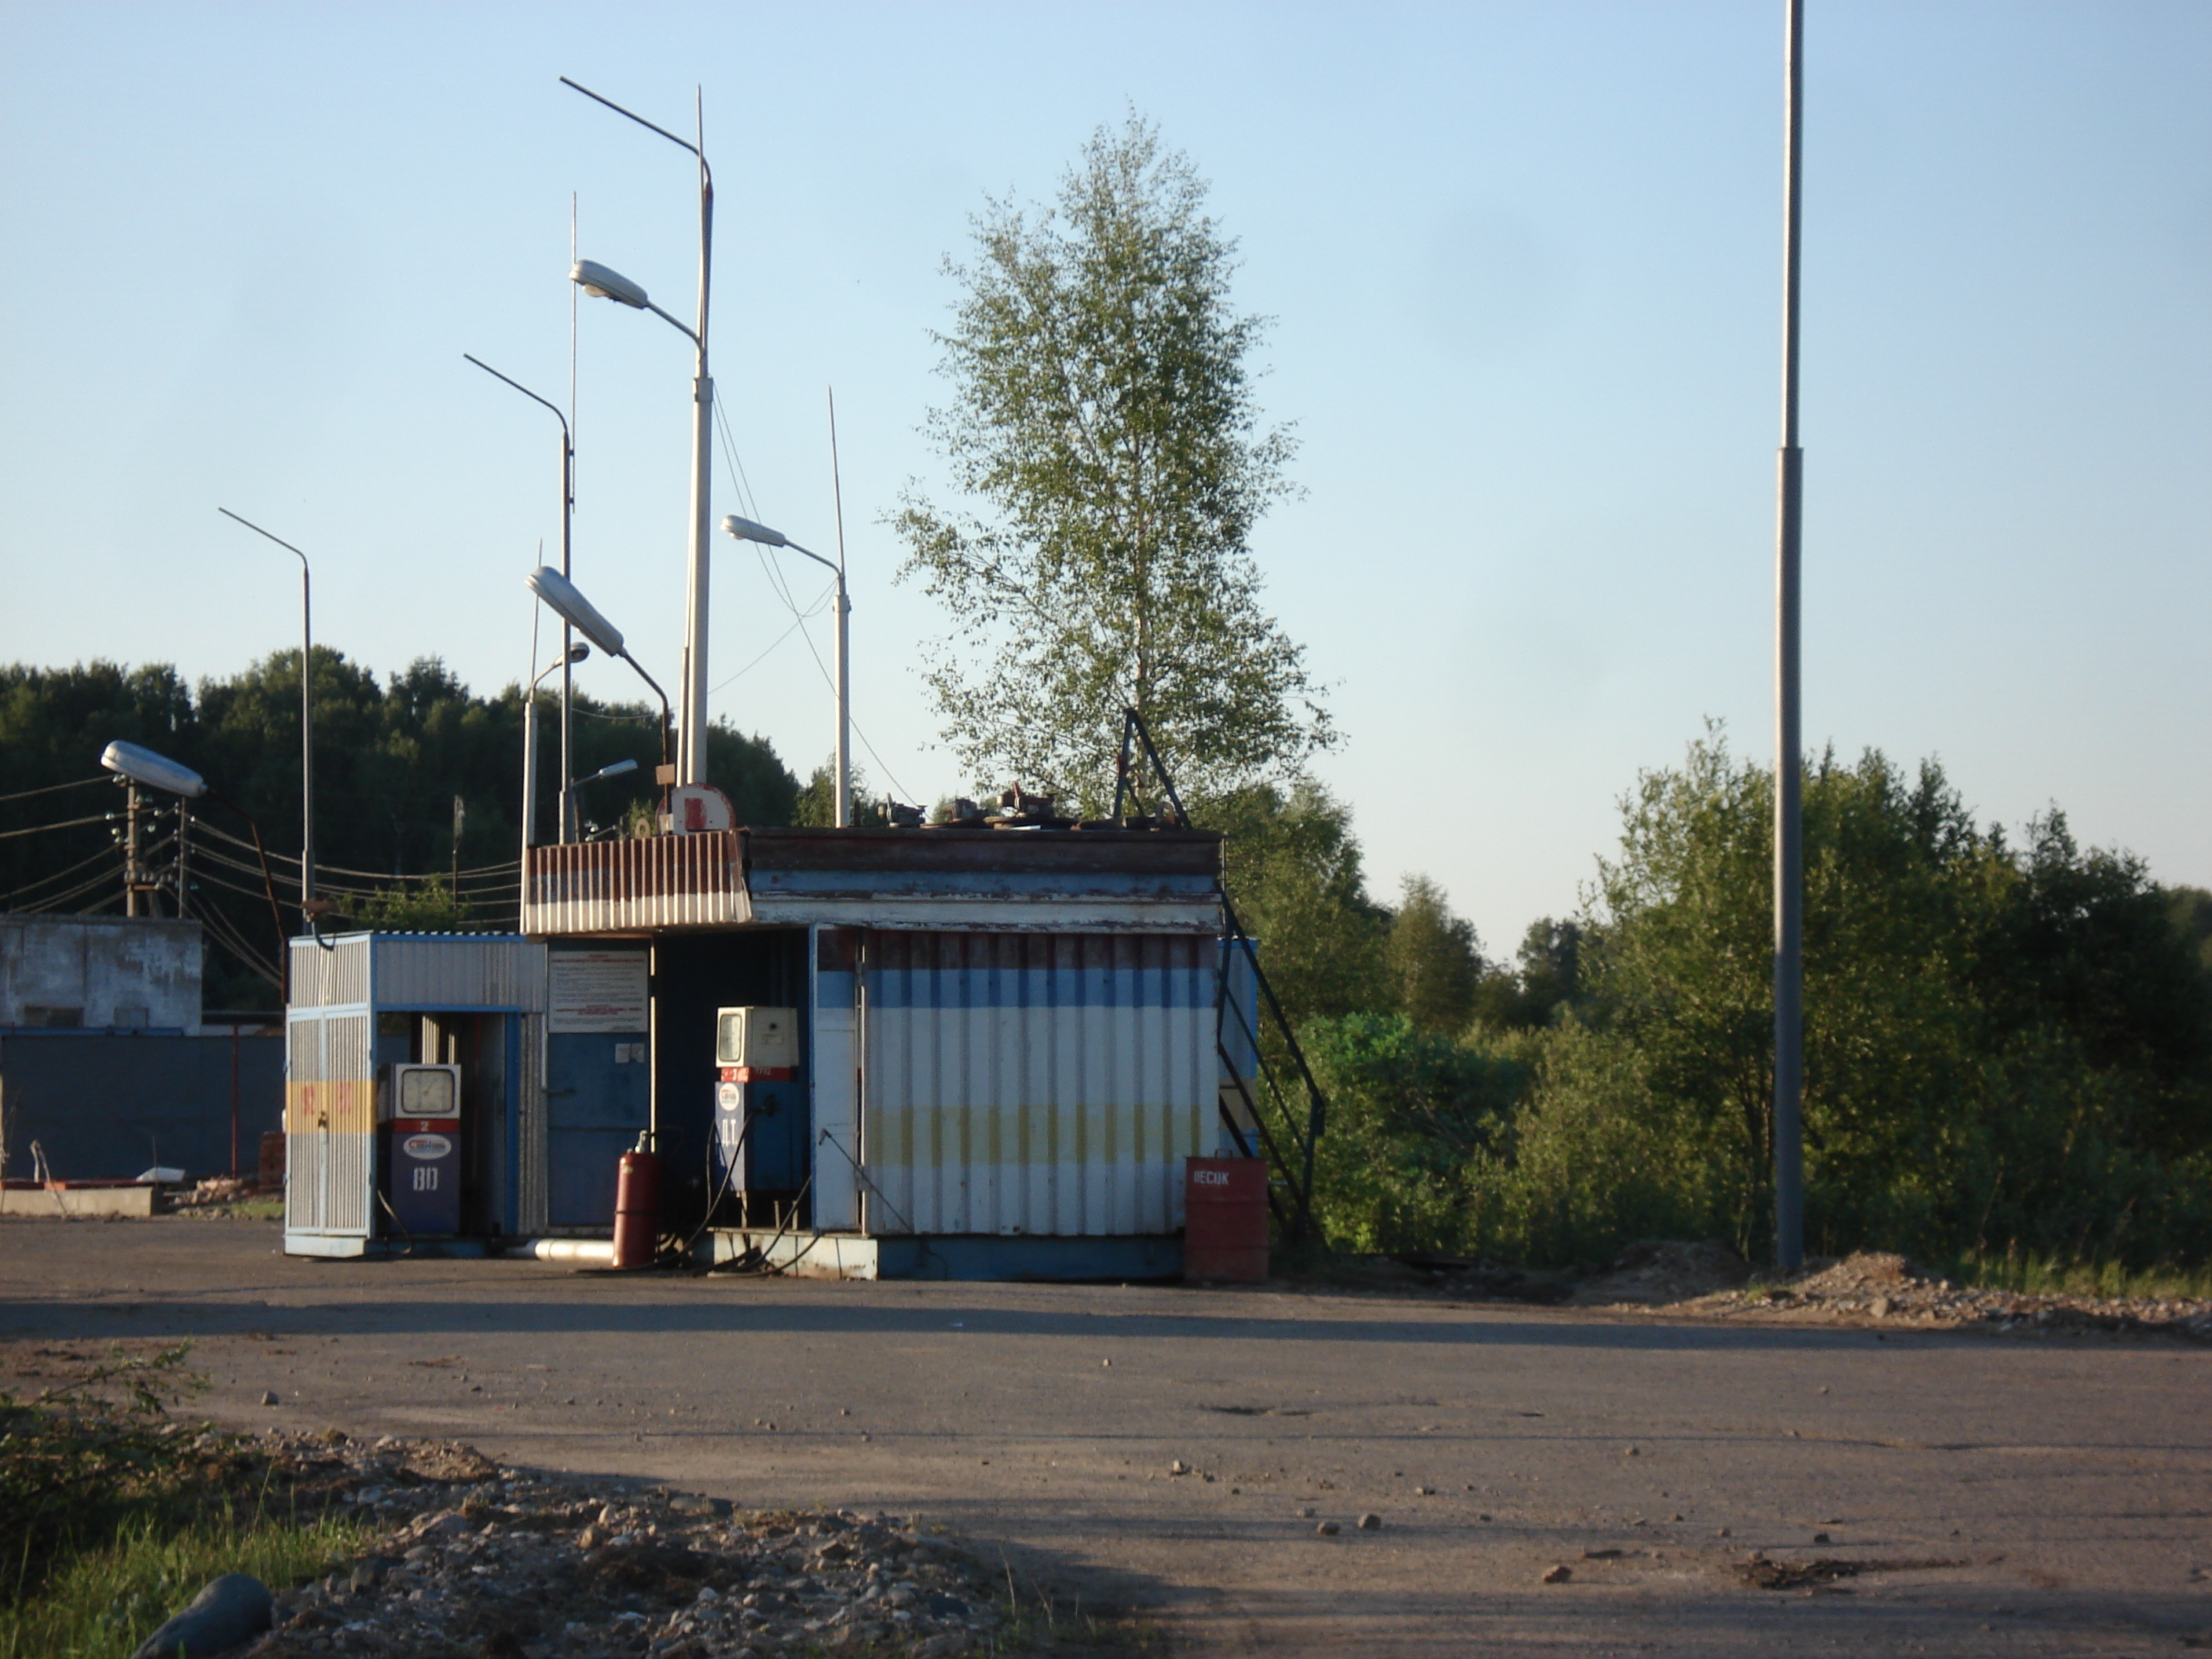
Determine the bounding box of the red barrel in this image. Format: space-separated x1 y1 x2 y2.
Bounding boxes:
611 1145 663 1269
1184 1157 1269 1282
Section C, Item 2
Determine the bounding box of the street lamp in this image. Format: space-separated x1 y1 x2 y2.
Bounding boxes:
569 758 642 840
525 566 672 839
467 353 577 839
722 514 851 829
562 75 715 790
521 639 590 870
216 508 320 921
99 741 288 998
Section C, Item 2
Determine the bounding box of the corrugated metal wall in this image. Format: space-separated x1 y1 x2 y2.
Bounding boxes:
861 932 1213 1237
369 936 547 1011
284 1008 372 1237
516 1012 548 1235
289 935 369 1009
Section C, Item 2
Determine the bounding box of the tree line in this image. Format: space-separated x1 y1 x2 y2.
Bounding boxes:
1261 737 2212 1273
0 654 797 1005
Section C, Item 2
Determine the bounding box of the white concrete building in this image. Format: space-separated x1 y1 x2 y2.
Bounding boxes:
0 914 203 1031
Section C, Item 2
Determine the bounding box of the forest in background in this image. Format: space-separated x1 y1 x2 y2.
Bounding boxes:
1232 735 2212 1277
0 654 797 1006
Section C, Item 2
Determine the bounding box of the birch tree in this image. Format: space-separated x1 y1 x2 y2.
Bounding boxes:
894 113 1330 806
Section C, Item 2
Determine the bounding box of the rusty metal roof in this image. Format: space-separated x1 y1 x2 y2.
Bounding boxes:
523 826 1221 937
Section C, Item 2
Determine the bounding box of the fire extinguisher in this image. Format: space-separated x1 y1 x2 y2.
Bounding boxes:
612 1133 662 1269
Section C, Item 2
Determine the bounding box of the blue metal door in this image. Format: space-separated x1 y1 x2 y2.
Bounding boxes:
545 1032 649 1228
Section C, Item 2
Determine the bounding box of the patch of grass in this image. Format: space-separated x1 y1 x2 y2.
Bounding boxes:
1946 1251 2212 1302
0 1507 363 1659
176 1197 284 1221
0 1344 365 1659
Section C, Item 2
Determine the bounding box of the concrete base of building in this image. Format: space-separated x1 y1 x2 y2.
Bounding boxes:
701 1229 1183 1282
1 1181 156 1218
283 1232 504 1259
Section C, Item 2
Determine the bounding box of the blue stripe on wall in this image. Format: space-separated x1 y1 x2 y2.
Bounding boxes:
864 932 1212 1012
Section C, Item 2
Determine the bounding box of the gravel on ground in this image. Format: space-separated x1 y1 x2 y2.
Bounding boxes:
236 1429 1003 1659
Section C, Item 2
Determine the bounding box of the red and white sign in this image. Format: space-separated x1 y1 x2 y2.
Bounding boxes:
666 784 734 834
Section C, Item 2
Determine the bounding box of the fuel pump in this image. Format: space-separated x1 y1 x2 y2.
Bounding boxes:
380 1061 462 1234
713 1007 800 1211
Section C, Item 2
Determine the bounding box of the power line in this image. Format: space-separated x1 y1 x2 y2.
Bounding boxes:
192 819 521 882
0 811 114 842
16 868 123 914
2 845 118 905
708 617 807 695
0 775 110 805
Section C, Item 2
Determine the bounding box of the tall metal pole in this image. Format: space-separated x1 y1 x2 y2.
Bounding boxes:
681 88 715 787
566 191 580 843
559 76 714 787
218 508 313 920
1772 0 1807 1274
299 553 313 914
828 389 851 829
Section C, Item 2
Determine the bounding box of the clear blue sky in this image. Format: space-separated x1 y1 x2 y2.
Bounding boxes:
2 2 2206 957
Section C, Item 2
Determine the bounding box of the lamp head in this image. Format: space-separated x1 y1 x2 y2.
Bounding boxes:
526 565 625 658
720 513 788 549
565 640 591 665
579 757 640 786
101 741 206 800
571 259 649 309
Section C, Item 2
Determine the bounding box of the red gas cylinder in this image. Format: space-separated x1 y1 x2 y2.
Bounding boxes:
1184 1157 1270 1282
611 1140 663 1270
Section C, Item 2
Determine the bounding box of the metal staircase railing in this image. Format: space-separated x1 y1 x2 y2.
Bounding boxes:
1114 709 1328 1243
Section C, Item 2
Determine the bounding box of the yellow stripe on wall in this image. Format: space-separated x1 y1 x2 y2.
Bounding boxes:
284 1079 375 1136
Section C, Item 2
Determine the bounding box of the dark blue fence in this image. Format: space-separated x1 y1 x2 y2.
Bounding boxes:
0 1031 284 1182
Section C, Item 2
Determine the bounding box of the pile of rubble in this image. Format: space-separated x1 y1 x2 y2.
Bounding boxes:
238 1430 999 1657
1681 1250 2212 1338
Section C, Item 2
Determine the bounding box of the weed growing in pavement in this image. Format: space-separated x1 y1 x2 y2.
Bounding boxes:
976 1551 1164 1659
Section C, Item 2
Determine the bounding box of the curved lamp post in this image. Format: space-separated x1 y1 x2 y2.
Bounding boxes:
467 353 578 838
722 514 850 828
216 508 319 921
100 741 288 998
525 567 672 840
562 75 714 790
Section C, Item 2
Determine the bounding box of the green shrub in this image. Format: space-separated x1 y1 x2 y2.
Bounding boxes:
1304 1013 1526 1254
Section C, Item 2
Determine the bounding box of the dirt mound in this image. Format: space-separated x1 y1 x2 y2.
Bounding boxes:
1677 1250 2212 1339
397 1439 500 1483
1574 1240 1751 1306
1796 1251 1914 1296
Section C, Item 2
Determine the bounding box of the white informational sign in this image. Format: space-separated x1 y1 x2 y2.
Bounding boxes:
547 950 650 1034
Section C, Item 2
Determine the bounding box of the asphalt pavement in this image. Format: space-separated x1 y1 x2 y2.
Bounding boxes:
3 1217 2207 1656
